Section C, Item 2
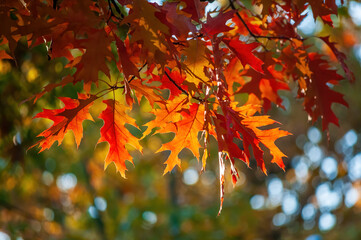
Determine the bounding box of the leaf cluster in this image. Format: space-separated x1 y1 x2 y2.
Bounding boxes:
0 0 355 212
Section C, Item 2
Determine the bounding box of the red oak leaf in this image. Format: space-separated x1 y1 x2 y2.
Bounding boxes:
223 38 264 73
215 103 291 174
238 52 290 112
160 2 197 41
321 36 355 82
148 69 187 99
114 34 140 81
73 29 113 92
180 0 207 22
203 10 235 36
301 53 348 131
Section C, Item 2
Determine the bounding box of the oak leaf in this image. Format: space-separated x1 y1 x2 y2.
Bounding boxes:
301 53 348 131
216 103 291 174
321 36 355 82
223 38 264 74
145 97 206 173
98 99 141 177
32 94 96 151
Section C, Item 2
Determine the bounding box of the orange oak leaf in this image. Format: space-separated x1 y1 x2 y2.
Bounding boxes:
32 94 97 151
130 80 166 107
122 0 170 65
0 49 12 60
212 100 290 214
98 99 141 177
161 102 206 174
145 97 207 173
230 11 263 37
145 97 186 137
181 39 211 85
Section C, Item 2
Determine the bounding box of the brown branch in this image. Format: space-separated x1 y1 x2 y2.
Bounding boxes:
164 70 204 103
164 71 189 96
100 61 147 94
229 0 305 42
128 61 147 84
171 41 186 47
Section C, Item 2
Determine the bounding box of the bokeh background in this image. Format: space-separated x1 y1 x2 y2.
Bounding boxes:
1 1 361 239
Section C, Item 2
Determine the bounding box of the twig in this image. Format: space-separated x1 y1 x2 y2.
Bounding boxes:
229 0 304 42
164 70 204 103
128 61 147 84
99 79 113 88
164 71 189 96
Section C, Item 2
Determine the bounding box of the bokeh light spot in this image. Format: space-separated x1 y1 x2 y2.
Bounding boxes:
319 212 336 231
308 127 322 144
348 153 361 181
94 197 107 211
142 211 157 225
272 213 287 226
344 129 358 147
56 173 77 192
321 157 338 180
316 182 342 212
345 187 359 208
88 206 98 219
0 232 10 240
349 1 361 25
250 195 265 210
302 204 316 221
183 168 199 185
282 192 299 215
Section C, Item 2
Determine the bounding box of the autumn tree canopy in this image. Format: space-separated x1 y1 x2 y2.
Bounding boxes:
0 0 355 213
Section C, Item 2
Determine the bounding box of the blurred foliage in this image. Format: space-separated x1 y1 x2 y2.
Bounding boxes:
2 1 361 240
